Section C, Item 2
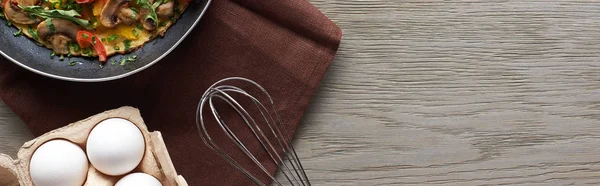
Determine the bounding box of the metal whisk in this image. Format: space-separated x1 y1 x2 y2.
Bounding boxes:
195 77 311 186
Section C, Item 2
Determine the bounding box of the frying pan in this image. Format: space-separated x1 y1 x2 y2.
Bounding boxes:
0 0 211 82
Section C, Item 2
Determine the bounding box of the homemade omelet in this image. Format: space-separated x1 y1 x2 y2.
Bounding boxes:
1 0 188 62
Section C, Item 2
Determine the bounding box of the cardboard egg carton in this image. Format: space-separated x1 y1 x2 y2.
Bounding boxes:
0 106 187 186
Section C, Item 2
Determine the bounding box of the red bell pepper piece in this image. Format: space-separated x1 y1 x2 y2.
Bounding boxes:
76 30 107 62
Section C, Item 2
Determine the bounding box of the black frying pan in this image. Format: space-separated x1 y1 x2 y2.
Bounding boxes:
0 0 211 82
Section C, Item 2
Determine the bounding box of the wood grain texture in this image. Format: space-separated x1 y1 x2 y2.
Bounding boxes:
3 0 600 185
294 0 600 185
0 102 32 157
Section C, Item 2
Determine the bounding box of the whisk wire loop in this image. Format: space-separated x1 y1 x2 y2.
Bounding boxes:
196 77 311 186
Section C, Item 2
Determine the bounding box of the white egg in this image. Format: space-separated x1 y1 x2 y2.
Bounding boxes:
115 173 163 186
30 139 88 186
87 118 145 176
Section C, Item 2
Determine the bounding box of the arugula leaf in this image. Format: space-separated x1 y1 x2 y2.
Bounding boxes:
19 5 93 30
152 1 161 11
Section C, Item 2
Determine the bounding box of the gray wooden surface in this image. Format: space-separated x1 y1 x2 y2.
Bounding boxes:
3 0 600 185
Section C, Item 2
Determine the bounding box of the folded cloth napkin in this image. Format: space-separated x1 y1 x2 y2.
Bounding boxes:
0 0 342 185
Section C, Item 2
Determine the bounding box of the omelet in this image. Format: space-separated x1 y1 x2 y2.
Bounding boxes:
2 0 189 62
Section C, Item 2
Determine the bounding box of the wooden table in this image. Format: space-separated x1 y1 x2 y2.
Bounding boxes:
3 0 600 185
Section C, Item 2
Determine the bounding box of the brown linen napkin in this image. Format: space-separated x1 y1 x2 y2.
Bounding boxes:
0 0 342 185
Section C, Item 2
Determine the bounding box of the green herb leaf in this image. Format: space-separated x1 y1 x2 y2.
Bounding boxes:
6 21 12 26
152 1 161 12
120 59 127 66
45 18 55 32
68 61 77 66
50 52 56 59
107 34 118 42
174 6 181 16
136 24 143 30
19 5 93 30
59 55 64 61
123 39 131 50
126 56 136 62
28 25 38 40
50 1 60 9
83 48 92 55
111 59 117 65
13 28 23 37
159 21 166 27
90 16 98 28
130 6 138 13
73 4 83 14
130 11 137 20
132 29 139 37
82 33 88 38
114 46 120 50
135 0 159 25
67 53 72 58
70 43 80 52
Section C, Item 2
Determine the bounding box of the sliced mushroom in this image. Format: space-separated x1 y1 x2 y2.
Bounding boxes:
139 7 156 31
18 0 38 6
3 0 41 24
99 0 131 28
141 17 156 30
46 35 72 54
156 1 173 19
117 6 139 25
37 19 80 54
